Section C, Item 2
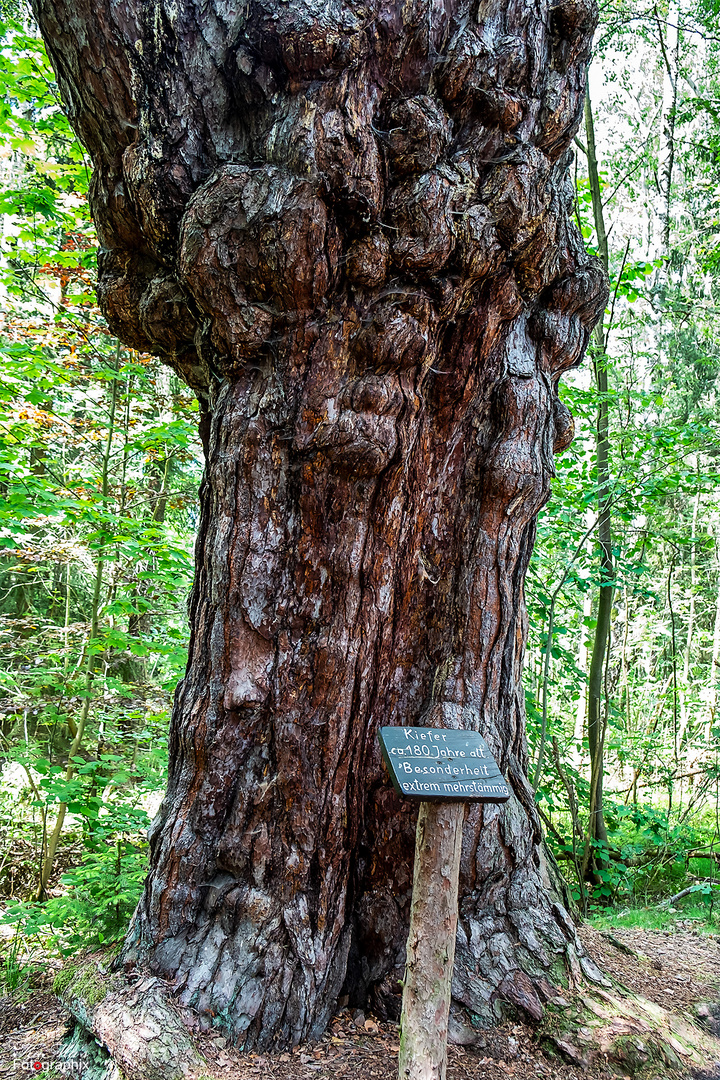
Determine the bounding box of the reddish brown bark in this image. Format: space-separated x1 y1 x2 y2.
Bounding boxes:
33 0 609 1052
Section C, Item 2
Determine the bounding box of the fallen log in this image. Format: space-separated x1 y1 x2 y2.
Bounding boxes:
661 878 720 907
54 961 206 1080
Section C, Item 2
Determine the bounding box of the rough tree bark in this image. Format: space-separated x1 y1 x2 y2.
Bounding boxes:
33 0 609 1053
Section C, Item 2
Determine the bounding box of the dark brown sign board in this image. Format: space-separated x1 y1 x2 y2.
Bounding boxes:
379 726 511 802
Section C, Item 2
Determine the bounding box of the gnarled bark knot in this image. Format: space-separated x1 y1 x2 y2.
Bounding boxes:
33 0 609 1052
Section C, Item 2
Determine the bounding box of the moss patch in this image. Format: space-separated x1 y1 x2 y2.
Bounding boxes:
53 962 108 1008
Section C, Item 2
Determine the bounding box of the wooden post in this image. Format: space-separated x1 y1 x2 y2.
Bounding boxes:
398 800 465 1080
378 725 508 1080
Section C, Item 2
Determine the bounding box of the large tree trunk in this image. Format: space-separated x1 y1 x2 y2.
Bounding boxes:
33 0 608 1052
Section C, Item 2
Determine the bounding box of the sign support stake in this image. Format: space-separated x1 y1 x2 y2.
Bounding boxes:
398 800 465 1080
378 725 509 1080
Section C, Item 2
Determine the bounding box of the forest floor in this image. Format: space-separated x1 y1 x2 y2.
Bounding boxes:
1 920 719 1080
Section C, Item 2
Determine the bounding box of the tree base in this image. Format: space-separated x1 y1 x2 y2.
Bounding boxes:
52 955 720 1079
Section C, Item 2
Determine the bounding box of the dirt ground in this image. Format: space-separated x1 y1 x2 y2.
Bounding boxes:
1 921 719 1080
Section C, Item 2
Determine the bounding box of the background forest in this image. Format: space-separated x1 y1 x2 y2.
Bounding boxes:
0 0 719 985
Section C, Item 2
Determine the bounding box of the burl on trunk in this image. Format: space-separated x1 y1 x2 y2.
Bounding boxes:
33 0 609 1049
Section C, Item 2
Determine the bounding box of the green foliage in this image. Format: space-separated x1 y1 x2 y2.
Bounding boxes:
526 0 720 919
1 927 33 993
0 18 193 961
3 799 151 952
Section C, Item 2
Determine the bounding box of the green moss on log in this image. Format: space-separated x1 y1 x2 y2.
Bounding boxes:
53 962 108 1008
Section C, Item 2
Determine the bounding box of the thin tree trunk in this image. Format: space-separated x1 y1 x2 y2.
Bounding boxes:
648 2 679 416
706 526 720 744
654 0 680 274
62 555 79 740
668 555 679 760
34 0 608 1051
127 366 173 648
623 672 673 803
678 476 699 749
573 579 593 764
619 585 631 775
37 348 119 897
583 86 613 874
533 515 597 791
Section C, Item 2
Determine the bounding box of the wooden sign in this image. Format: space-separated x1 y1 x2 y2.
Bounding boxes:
379 726 510 802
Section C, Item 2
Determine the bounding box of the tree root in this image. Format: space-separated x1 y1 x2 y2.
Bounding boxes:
54 960 206 1080
599 931 644 959
538 985 720 1075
